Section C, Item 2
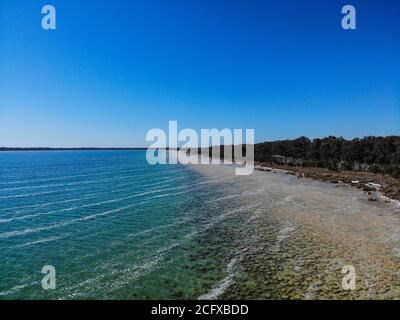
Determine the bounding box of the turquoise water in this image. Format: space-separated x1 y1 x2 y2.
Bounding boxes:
4 151 399 300
0 151 254 299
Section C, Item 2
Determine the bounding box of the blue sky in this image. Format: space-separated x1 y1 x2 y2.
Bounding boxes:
0 0 399 147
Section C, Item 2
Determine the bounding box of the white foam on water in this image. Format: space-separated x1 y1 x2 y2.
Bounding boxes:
13 236 64 248
4 176 177 215
0 281 39 297
12 194 98 213
60 245 170 299
204 189 264 204
0 172 103 186
0 203 137 239
96 241 183 296
0 168 184 201
206 194 242 203
274 223 298 252
198 257 240 300
0 173 148 193
304 258 343 300
0 162 151 186
0 206 80 224
184 205 258 240
0 190 58 200
0 188 203 239
0 178 180 223
75 212 196 263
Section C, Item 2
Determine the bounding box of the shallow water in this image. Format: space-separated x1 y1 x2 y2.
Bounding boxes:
192 163 400 299
0 151 399 299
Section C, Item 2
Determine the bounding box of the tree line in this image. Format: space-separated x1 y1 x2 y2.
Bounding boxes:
204 136 400 178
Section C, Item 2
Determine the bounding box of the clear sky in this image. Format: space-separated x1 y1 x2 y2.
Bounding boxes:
0 0 399 147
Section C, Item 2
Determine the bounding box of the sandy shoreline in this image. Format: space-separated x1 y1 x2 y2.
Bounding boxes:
189 160 400 299
254 162 400 203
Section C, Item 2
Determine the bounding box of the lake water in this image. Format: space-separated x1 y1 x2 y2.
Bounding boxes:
1 151 399 299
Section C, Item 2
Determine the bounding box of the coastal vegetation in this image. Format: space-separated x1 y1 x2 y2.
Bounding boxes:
253 136 400 178
206 136 400 178
200 136 400 201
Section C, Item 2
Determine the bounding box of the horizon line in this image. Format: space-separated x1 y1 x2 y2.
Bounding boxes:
2 134 400 151
0 147 148 151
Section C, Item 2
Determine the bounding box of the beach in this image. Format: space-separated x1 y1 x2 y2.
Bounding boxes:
190 161 400 299
254 162 400 202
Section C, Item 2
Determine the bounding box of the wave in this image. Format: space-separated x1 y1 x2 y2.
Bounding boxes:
0 202 139 239
60 245 169 299
0 179 180 223
0 190 59 200
31 175 229 220
3 175 179 213
0 172 158 193
9 194 98 214
13 236 63 248
0 281 38 297
0 168 186 200
1 190 188 238
0 175 233 238
0 162 150 184
0 163 184 187
0 206 80 223
205 189 265 204
198 256 241 300
274 223 297 252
